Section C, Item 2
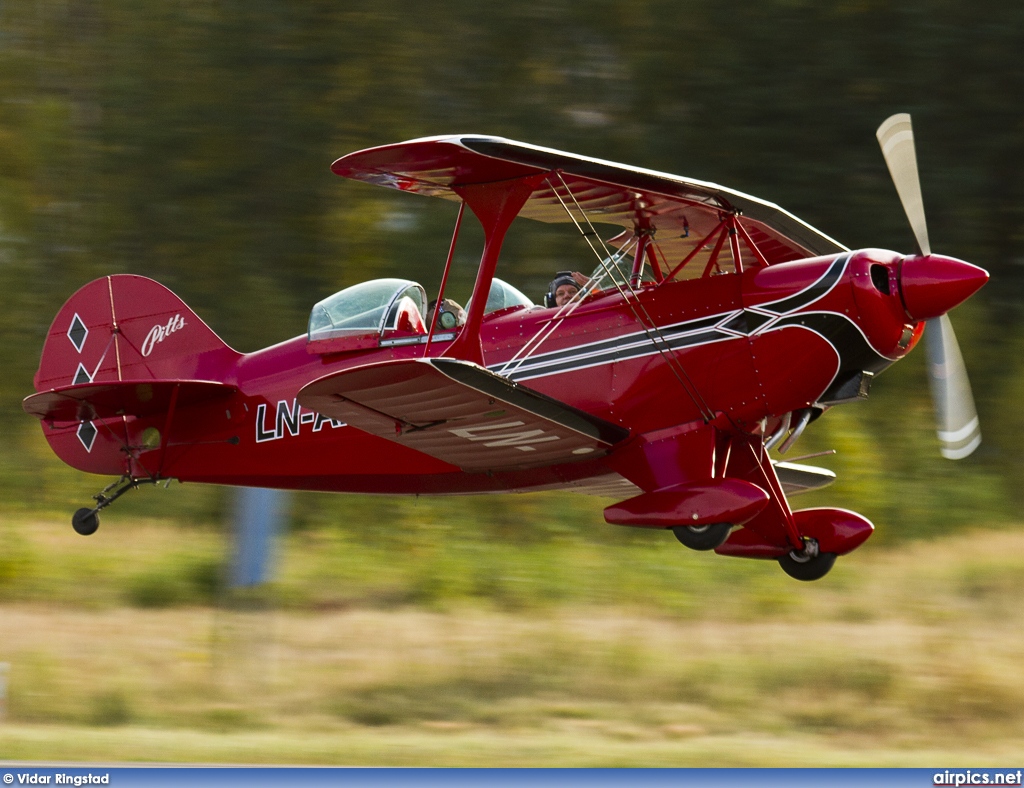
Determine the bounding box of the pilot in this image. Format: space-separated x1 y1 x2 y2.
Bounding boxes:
545 271 591 308
427 297 466 329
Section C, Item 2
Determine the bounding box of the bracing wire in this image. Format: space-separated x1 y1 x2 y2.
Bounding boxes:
496 239 636 378
548 172 717 422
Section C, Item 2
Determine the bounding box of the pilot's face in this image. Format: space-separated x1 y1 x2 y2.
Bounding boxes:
554 284 578 307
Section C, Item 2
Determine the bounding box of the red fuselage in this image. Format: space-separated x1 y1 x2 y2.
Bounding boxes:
108 249 924 492
35 246 989 498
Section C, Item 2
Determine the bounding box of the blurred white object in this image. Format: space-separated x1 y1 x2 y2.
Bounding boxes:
0 662 9 721
231 487 288 587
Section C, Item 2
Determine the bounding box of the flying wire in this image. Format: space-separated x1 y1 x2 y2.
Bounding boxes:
495 239 635 378
547 171 717 422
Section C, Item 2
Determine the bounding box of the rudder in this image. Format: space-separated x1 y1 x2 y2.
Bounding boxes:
27 275 241 477
35 275 239 392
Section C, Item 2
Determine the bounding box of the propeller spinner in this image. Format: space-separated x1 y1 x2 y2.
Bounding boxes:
876 113 987 459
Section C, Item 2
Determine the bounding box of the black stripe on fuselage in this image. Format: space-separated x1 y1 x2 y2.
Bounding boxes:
494 314 730 380
771 312 891 376
492 312 725 377
502 329 729 381
488 254 857 383
760 255 848 314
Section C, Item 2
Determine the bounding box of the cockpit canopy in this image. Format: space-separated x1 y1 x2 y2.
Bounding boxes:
306 277 533 354
475 278 533 314
308 278 427 342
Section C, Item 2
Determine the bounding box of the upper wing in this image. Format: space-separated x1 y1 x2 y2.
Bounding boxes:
331 135 848 274
297 357 629 472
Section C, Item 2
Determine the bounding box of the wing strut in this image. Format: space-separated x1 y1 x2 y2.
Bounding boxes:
445 174 547 366
662 217 729 281
424 201 465 356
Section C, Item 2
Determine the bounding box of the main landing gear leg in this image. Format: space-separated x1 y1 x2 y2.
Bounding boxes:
71 475 157 536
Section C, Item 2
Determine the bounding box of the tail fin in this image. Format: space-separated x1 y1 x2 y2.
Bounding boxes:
34 275 239 392
26 275 241 476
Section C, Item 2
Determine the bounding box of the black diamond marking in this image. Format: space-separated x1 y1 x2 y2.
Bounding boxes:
67 313 88 353
73 364 92 385
77 421 97 452
719 310 776 336
745 310 780 335
718 313 748 334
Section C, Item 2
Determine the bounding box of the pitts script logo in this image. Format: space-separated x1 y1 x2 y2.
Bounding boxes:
141 314 186 357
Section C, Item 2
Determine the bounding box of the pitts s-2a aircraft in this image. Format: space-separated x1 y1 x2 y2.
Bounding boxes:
24 114 988 580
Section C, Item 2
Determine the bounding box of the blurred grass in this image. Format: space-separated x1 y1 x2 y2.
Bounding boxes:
2 516 1024 764
2 419 1014 617
0 504 870 618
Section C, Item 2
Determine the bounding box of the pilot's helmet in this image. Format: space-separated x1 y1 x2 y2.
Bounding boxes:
428 297 465 329
545 271 579 308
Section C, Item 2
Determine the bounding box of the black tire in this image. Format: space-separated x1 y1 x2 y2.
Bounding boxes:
671 522 732 551
72 508 99 536
778 550 836 581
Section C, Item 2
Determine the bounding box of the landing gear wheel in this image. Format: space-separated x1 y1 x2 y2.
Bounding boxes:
671 522 732 551
778 540 836 581
72 508 99 536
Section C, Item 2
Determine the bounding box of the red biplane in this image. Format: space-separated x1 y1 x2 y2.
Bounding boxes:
23 114 988 580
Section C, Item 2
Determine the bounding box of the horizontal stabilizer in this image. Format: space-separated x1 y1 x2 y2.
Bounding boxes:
23 379 236 423
298 357 629 471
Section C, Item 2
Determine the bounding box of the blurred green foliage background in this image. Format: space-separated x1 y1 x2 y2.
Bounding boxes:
1 0 1021 539
5 1 1024 765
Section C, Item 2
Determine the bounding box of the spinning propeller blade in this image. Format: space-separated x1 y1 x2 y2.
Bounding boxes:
876 113 982 459
925 315 982 459
876 113 931 257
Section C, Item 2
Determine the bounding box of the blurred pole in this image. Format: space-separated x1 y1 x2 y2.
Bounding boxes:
230 487 288 588
215 488 290 695
0 662 8 722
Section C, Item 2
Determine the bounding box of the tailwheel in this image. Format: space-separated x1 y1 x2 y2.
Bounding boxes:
71 474 160 537
72 507 100 536
778 538 836 581
671 522 732 551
